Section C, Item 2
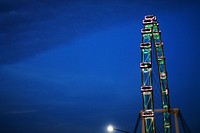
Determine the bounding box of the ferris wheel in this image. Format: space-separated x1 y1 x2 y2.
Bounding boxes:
134 15 190 133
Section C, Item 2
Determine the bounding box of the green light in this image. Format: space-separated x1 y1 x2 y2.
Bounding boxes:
153 33 160 40
145 24 153 29
143 49 151 54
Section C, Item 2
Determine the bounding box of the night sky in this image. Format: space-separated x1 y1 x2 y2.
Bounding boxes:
0 0 200 133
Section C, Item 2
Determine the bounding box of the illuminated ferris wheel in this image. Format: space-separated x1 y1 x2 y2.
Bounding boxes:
134 15 191 133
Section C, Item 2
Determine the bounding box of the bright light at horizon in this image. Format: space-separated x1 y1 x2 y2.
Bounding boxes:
107 125 114 132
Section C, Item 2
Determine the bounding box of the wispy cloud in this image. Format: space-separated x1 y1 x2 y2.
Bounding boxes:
0 0 194 65
4 109 38 115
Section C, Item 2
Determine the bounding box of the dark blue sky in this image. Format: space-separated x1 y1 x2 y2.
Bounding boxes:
0 0 199 133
